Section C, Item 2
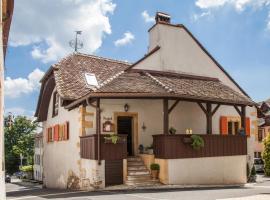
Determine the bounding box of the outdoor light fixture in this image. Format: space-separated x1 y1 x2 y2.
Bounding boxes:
142 122 146 131
124 104 129 112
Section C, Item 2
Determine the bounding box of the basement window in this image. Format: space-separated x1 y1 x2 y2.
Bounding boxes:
85 73 98 87
52 92 59 117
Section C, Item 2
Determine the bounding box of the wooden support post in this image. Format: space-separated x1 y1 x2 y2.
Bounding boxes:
169 100 180 114
206 103 212 135
96 98 101 165
241 105 246 134
163 99 169 134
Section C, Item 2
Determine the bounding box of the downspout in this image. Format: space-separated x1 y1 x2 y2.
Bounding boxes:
96 98 101 165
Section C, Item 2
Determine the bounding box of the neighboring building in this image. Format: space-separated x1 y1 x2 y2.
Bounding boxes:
256 99 270 158
34 132 43 182
0 0 14 199
35 12 257 189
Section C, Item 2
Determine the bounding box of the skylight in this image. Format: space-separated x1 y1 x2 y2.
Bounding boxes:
85 73 98 87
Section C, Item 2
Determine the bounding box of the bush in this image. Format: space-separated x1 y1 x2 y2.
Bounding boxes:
190 135 204 150
20 165 33 172
150 163 160 171
263 134 270 176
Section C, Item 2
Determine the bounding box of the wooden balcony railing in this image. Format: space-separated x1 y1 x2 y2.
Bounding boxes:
80 134 127 160
153 134 247 159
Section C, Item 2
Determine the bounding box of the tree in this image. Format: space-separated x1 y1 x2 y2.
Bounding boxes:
263 134 270 176
4 115 38 174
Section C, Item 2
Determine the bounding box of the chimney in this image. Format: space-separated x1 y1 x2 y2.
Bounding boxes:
155 12 171 24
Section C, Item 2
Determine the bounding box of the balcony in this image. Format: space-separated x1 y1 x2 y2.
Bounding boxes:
153 134 247 159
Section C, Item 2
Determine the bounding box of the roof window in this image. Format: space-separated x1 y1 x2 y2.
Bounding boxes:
85 73 98 87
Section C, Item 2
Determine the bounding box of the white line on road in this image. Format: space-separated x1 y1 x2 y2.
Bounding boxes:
8 190 91 200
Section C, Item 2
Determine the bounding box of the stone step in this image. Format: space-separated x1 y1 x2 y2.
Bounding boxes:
125 179 160 186
127 157 142 162
127 174 152 181
128 166 148 171
127 161 145 166
128 170 150 176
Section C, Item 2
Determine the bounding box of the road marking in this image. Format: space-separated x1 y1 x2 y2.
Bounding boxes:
8 190 91 200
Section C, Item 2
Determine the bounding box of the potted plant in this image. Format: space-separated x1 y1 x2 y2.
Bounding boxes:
104 134 120 144
169 127 176 135
146 144 154 154
138 144 144 154
190 135 204 150
150 163 160 179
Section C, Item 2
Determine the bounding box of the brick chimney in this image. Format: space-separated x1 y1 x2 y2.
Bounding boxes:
155 12 171 24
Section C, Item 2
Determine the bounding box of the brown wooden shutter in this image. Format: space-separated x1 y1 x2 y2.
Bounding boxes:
47 128 50 143
220 116 228 135
54 125 59 141
64 121 69 140
246 117 251 137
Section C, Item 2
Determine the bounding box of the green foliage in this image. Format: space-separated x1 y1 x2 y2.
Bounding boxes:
104 134 119 144
20 165 33 172
250 165 256 176
190 135 204 150
169 127 176 135
150 163 160 171
5 116 38 174
263 134 270 176
246 163 250 178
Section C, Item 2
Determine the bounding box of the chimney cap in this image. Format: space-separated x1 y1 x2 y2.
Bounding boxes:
155 12 171 24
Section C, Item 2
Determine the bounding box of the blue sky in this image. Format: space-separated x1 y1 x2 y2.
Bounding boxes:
4 0 270 117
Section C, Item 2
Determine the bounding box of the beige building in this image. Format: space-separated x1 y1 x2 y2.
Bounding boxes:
35 12 257 189
0 0 13 199
34 133 43 182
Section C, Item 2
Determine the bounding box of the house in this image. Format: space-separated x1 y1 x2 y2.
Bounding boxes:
35 12 257 189
34 132 43 182
0 0 14 199
256 99 270 158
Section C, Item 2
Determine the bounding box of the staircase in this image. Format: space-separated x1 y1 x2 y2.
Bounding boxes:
126 157 159 186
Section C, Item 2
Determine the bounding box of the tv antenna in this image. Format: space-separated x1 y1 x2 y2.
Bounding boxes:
69 31 83 52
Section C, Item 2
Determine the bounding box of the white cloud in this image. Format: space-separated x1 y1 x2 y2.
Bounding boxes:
195 0 270 12
192 11 211 21
114 31 135 47
5 68 45 98
141 10 155 23
10 0 116 63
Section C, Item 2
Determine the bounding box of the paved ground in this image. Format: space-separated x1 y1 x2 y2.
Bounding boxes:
6 175 270 200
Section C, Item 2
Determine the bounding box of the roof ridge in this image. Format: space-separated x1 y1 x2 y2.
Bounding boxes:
144 72 174 93
75 52 132 66
93 70 125 92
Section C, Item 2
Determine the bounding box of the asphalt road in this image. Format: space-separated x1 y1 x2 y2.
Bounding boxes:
5 175 270 200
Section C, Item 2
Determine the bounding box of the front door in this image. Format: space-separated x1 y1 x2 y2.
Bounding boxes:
117 116 133 156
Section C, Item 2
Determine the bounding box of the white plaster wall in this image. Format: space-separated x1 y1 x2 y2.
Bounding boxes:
168 156 247 185
134 24 244 95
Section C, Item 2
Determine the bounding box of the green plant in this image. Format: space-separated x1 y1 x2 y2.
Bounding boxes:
169 127 176 135
104 134 119 144
20 165 33 172
250 165 256 176
246 163 250 178
190 135 204 150
150 163 160 171
263 134 270 176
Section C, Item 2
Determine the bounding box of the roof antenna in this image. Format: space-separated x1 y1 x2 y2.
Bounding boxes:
69 31 83 52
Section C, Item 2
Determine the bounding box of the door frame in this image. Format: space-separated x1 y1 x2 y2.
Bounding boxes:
114 112 138 156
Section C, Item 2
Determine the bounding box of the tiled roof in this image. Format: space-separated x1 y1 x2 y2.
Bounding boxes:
47 53 253 106
52 53 130 100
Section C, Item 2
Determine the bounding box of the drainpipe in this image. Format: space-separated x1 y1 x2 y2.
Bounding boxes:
96 98 101 165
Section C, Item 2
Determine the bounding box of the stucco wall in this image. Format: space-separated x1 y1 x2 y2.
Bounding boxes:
134 23 244 95
43 88 104 189
166 156 247 185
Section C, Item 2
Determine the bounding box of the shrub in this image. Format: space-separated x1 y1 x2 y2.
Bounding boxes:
263 134 270 176
20 165 33 172
190 135 204 150
169 127 176 135
104 134 119 144
150 163 160 171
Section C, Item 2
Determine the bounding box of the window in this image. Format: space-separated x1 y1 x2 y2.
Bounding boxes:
47 127 53 142
52 92 59 117
228 121 240 135
258 129 263 142
85 73 98 87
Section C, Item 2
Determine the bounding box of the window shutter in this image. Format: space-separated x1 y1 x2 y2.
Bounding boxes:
47 128 50 143
220 116 228 135
64 121 69 140
54 125 59 141
246 117 251 137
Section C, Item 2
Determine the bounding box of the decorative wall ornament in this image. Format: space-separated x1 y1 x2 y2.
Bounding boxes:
103 121 114 132
124 104 129 112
